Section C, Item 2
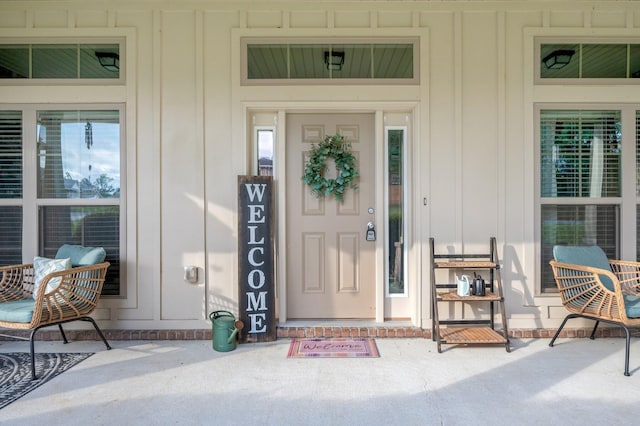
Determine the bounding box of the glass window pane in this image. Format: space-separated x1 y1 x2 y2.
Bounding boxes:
540 42 640 80
39 205 120 295
247 44 289 79
80 44 120 78
32 44 78 78
0 110 22 198
290 44 329 79
636 111 640 197
374 44 413 78
540 43 579 78
637 205 640 261
0 45 29 78
0 206 22 265
582 44 627 78
630 45 640 78
257 129 274 176
541 204 619 291
246 41 415 81
1 43 121 80
387 129 404 295
37 110 120 199
332 44 371 79
540 110 621 198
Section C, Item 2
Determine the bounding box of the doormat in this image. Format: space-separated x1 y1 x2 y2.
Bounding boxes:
287 338 380 358
0 352 93 410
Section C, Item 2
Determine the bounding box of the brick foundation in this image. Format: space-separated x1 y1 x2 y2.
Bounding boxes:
1 326 637 342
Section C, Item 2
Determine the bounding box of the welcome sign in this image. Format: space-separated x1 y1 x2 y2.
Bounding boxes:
237 175 276 342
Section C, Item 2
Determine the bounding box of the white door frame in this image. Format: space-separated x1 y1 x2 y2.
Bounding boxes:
243 102 420 325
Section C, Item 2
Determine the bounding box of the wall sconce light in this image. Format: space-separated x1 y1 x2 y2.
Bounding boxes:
324 51 345 71
95 51 120 72
542 49 575 70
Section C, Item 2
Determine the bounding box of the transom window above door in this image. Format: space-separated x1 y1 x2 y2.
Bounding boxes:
537 38 640 83
242 38 418 85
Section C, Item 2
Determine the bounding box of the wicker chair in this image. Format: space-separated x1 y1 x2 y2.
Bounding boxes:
549 245 640 376
0 245 111 379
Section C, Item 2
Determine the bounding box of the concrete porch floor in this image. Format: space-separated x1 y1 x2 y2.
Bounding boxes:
1 336 639 425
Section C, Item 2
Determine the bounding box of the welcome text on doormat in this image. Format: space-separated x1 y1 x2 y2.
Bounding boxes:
287 338 380 358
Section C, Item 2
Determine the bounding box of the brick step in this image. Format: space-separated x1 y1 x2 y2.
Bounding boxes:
277 325 428 339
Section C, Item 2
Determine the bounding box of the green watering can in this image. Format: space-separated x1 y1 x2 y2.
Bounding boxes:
209 310 244 352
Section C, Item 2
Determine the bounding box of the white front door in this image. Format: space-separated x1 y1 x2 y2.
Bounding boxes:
286 113 376 319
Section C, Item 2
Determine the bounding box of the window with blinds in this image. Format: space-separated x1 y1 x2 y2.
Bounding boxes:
540 110 621 198
637 111 640 198
36 110 120 199
0 106 123 296
0 110 22 198
0 206 22 265
36 109 121 296
0 111 23 265
637 112 640 262
539 109 622 292
541 204 619 291
39 206 120 296
637 206 640 262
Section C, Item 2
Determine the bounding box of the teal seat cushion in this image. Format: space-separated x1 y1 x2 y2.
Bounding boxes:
0 299 35 323
55 244 106 267
624 294 640 318
553 245 614 291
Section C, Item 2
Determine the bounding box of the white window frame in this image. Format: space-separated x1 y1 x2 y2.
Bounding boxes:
0 103 126 297
253 125 276 177
534 103 637 294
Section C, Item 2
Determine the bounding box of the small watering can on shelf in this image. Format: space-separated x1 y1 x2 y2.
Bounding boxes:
474 273 486 296
456 274 471 297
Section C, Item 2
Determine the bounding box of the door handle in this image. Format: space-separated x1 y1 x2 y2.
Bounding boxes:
366 222 376 241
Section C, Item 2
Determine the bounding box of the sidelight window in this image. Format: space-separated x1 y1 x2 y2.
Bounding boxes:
386 126 407 296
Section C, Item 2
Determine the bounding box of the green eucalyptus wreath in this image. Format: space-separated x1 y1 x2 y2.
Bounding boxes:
302 134 359 201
